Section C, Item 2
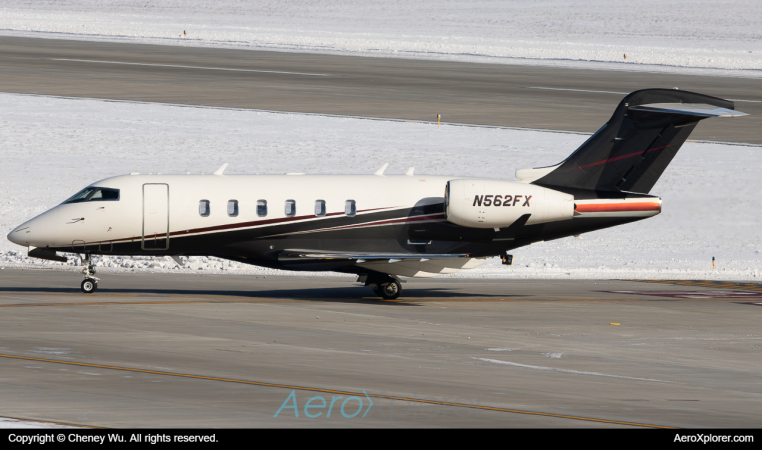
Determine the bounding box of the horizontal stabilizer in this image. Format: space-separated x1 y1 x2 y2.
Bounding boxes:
629 103 748 117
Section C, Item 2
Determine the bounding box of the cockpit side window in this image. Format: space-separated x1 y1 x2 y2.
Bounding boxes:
63 187 120 204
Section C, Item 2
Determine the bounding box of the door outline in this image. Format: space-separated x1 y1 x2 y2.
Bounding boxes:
142 183 170 251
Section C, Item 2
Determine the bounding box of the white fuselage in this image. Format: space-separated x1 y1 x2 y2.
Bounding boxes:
8 173 660 279
10 173 455 249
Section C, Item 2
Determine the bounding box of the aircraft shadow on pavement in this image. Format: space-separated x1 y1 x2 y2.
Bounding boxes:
0 286 522 305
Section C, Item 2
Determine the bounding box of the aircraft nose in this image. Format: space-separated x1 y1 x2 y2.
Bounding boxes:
7 223 31 247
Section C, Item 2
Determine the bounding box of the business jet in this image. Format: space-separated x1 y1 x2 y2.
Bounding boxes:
7 89 747 298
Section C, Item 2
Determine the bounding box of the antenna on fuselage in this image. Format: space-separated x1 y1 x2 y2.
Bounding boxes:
374 163 389 176
214 163 228 176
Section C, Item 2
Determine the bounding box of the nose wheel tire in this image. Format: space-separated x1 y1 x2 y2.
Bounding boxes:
379 280 401 300
81 278 97 294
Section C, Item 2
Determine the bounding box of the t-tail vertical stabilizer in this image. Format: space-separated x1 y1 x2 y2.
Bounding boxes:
519 89 748 194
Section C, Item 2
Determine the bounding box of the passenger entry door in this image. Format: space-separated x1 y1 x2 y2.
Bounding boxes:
142 183 169 250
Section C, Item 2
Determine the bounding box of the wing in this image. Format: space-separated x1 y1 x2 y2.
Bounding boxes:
278 249 486 278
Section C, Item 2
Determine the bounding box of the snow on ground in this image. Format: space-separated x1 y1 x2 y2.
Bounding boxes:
1 1 761 78
1 93 760 280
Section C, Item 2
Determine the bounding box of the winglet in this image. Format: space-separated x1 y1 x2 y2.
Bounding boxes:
214 163 228 176
406 167 415 176
374 163 389 176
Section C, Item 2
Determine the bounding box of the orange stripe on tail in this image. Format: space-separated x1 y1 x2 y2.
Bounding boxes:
575 202 661 213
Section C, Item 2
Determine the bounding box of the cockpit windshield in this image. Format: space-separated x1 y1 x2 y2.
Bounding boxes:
63 187 120 204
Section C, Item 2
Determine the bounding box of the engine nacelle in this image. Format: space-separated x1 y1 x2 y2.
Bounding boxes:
445 179 574 228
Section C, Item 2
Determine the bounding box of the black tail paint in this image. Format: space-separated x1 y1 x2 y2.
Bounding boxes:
532 89 736 194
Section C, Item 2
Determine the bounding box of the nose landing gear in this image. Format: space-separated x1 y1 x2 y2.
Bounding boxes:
81 278 97 294
80 253 99 294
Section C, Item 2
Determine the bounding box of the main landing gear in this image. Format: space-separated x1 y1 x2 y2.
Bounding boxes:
80 253 99 294
361 273 403 300
372 280 402 300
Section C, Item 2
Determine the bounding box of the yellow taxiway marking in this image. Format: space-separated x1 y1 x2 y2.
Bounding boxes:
0 353 673 429
385 298 745 303
635 280 762 291
1 416 95 428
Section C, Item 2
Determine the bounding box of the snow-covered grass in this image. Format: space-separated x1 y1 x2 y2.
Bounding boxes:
1 93 760 280
0 1 761 78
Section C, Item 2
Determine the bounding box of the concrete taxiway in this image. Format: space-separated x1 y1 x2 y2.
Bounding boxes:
0 36 760 144
0 269 760 428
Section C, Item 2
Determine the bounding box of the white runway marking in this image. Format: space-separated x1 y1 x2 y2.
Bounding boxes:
473 357 675 383
526 87 627 95
527 86 762 103
49 58 331 77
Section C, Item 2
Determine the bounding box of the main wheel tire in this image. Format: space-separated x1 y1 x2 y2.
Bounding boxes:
81 278 97 294
380 280 401 300
371 285 382 296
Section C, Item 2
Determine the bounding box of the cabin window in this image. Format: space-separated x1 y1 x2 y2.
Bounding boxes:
315 200 326 217
345 200 356 217
227 200 239 217
285 199 296 217
199 200 210 217
257 200 267 217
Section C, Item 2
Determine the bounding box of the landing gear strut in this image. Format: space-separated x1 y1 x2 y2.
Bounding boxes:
80 253 99 294
361 273 403 300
